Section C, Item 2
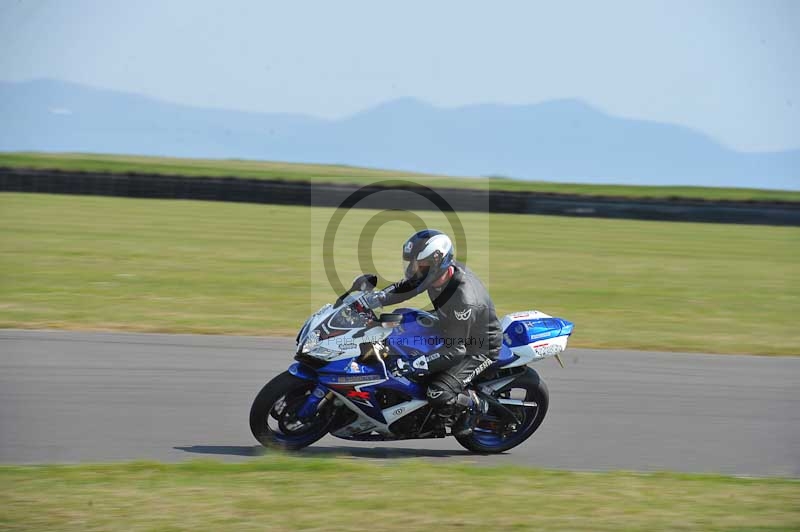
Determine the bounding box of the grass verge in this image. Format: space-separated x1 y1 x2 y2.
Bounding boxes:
3 151 800 202
1 456 798 532
1 193 798 354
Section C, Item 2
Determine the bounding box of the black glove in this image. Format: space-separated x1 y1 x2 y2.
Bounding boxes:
351 274 378 291
389 354 430 379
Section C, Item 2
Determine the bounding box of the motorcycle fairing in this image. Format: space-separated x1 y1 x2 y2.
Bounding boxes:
307 349 429 437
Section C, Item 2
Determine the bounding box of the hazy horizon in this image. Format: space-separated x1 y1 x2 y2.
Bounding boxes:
3 77 798 190
4 76 794 157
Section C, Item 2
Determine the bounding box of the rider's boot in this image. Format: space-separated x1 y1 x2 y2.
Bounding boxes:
451 390 488 437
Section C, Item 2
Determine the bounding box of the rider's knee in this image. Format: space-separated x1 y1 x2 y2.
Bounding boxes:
426 382 456 409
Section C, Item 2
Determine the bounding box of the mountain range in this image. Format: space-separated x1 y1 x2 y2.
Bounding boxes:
1 79 798 190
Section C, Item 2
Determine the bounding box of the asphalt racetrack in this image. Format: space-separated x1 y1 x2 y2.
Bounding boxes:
1 330 797 476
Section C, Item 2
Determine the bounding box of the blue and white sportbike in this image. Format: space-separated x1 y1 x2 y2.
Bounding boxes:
250 275 574 453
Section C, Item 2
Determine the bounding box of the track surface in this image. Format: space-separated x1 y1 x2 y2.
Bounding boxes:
1 330 798 476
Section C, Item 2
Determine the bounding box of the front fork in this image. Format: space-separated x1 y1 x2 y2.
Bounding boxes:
296 385 333 420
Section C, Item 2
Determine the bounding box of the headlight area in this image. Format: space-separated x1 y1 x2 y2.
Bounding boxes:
305 346 344 360
298 330 320 353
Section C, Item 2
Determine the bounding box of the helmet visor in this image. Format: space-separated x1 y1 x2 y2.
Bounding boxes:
403 258 432 282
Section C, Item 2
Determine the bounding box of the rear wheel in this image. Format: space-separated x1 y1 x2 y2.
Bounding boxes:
456 368 549 454
249 371 333 451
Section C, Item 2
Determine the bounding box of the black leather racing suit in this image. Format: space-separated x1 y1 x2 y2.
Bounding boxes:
382 261 503 415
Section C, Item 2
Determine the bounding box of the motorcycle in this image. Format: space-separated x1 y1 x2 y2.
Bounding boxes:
250 275 574 453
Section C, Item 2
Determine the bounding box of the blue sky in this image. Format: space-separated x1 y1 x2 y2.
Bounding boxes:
1 0 798 152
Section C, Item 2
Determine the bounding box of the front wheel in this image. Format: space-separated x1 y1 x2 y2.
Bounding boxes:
249 371 333 451
456 367 549 454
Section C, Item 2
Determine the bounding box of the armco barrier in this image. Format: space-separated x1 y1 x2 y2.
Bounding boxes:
1 167 798 226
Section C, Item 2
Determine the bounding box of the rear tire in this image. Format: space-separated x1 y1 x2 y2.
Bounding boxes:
456 367 549 454
249 371 332 451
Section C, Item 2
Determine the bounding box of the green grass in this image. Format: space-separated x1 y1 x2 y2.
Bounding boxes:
1 193 798 354
1 456 797 532
3 151 800 202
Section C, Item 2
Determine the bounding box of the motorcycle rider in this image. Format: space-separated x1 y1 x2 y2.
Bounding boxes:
366 229 503 436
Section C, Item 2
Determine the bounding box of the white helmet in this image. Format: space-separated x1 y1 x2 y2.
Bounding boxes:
401 229 454 289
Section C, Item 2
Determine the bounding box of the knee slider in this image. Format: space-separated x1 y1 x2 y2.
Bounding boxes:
426 383 457 408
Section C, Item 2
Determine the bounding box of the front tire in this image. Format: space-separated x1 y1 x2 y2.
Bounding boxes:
249 371 332 451
456 367 549 454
